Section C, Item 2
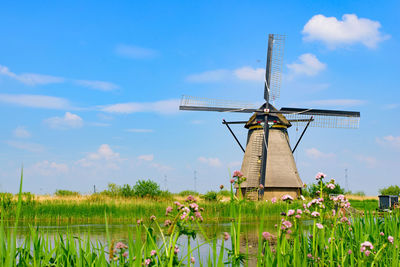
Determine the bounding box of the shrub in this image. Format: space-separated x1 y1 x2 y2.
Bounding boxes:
101 183 122 197
379 185 400 195
218 190 231 197
177 190 199 196
121 184 135 197
55 190 80 197
133 179 161 198
203 191 218 202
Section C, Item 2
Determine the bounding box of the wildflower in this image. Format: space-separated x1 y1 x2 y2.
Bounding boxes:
282 220 292 229
230 179 235 184
295 214 301 219
287 229 292 234
122 251 128 257
164 219 172 226
137 219 143 225
340 217 348 223
259 184 264 189
165 206 173 215
326 183 335 190
380 232 385 236
180 212 188 220
223 232 230 241
185 195 197 202
189 202 199 211
191 257 195 264
360 241 374 252
287 209 295 216
174 246 180 254
271 197 277 203
311 211 320 217
115 242 128 249
219 184 224 190
195 211 203 222
151 250 156 256
307 253 312 258
174 201 182 207
388 236 394 244
315 172 326 180
328 237 334 243
316 223 324 229
296 209 302 214
262 231 272 241
233 170 243 177
144 259 151 265
364 250 371 256
281 194 293 201
348 249 352 255
150 215 156 221
332 210 336 216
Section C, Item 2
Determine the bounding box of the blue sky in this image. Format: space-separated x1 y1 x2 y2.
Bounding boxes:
0 1 399 195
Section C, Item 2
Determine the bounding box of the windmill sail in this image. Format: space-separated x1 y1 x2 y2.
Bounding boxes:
179 95 259 113
264 34 285 102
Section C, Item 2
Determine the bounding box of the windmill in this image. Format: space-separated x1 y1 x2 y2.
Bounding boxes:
179 34 360 200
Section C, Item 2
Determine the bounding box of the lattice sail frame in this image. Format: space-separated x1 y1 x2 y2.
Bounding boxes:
285 113 360 129
269 34 285 101
180 95 258 111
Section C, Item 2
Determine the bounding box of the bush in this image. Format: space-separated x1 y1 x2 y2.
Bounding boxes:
177 190 199 196
55 190 80 197
379 185 400 195
218 190 231 197
121 184 135 197
203 191 218 202
133 179 161 198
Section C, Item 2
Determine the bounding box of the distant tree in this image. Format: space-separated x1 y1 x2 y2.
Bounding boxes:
379 185 400 196
353 191 366 196
203 191 218 202
178 190 199 196
103 183 122 197
133 179 161 198
55 190 80 197
121 184 134 197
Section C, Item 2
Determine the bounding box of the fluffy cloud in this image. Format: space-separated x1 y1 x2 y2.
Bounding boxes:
377 135 400 149
74 80 119 91
138 154 154 161
13 126 31 138
356 155 377 168
0 94 70 109
0 65 64 85
101 99 180 114
302 14 390 49
77 144 121 169
44 112 83 129
198 156 222 167
287 54 326 76
186 66 264 83
305 148 335 159
30 160 68 176
115 44 158 59
5 140 44 153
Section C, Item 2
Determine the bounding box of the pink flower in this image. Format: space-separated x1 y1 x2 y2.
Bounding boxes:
223 232 230 241
137 219 143 225
164 219 172 226
144 259 151 265
307 253 312 258
360 241 374 252
233 170 243 177
150 215 156 221
364 250 371 256
326 183 335 190
122 251 128 257
185 195 197 202
189 203 199 211
281 194 294 201
230 179 235 184
191 257 195 264
165 206 173 215
296 209 303 214
174 201 182 207
287 209 295 216
295 214 301 219
174 246 180 254
348 249 352 255
151 250 156 256
315 172 326 180
332 210 336 216
380 232 385 236
311 211 320 217
388 236 394 244
287 229 292 234
115 242 128 249
262 231 272 240
282 220 292 229
271 197 277 203
316 223 324 229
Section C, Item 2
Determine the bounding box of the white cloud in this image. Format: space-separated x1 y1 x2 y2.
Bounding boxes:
101 99 179 114
198 156 222 167
126 129 154 133
233 67 264 81
115 44 158 59
0 65 65 85
13 126 31 138
302 14 390 49
305 148 335 159
186 66 265 83
138 154 154 161
74 80 119 91
30 160 68 176
44 112 83 129
304 99 366 107
77 144 121 170
5 140 44 153
287 53 326 77
0 94 70 109
356 155 377 168
377 135 400 149
382 103 399 110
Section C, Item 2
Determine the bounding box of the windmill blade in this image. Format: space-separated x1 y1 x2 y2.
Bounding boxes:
264 34 285 102
179 95 259 113
280 107 360 129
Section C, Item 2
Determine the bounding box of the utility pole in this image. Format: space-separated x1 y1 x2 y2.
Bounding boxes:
93 185 96 194
194 170 197 193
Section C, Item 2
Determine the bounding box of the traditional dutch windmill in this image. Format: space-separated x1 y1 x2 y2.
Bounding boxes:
180 34 360 200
